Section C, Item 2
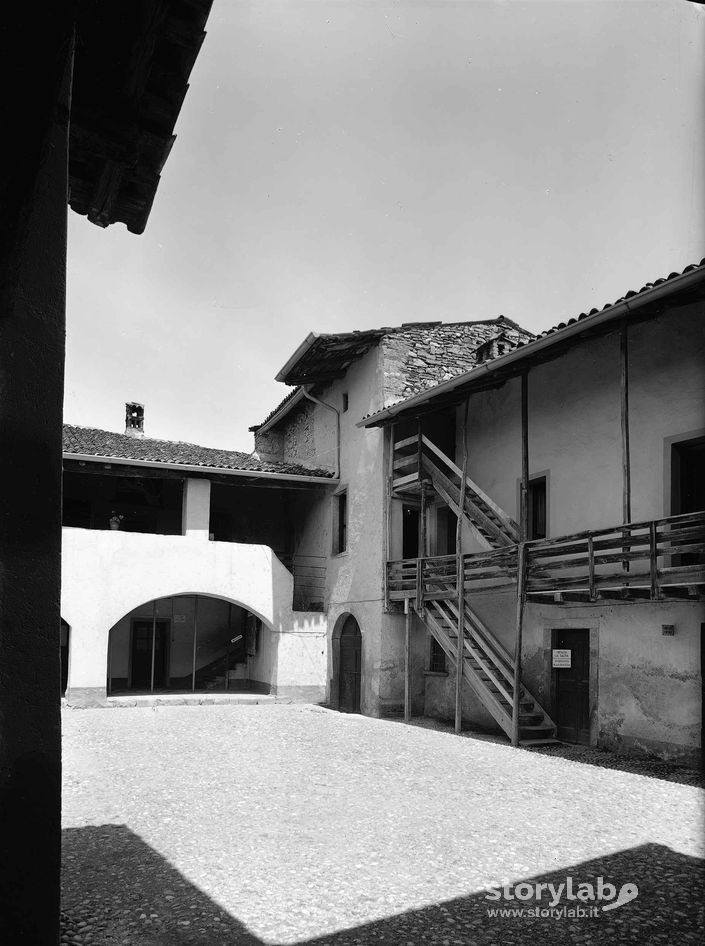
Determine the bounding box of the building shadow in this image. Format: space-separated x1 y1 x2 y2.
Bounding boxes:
400 716 704 787
62 826 704 945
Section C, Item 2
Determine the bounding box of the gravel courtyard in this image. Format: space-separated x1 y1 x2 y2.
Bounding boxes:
61 704 704 945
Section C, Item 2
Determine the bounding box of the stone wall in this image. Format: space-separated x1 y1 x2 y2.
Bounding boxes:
381 318 532 406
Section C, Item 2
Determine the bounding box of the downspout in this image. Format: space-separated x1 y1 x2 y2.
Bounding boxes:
302 385 341 479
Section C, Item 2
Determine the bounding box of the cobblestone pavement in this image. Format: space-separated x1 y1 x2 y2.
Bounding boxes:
62 704 705 946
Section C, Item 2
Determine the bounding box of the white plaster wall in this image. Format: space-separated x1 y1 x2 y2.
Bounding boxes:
61 528 327 694
628 301 705 519
455 303 705 538
522 600 703 761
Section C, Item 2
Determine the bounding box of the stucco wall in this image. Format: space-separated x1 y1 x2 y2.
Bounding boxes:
521 600 703 763
455 303 705 536
61 528 327 699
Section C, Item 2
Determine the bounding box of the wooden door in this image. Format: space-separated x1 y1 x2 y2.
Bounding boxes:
554 628 590 744
339 617 361 713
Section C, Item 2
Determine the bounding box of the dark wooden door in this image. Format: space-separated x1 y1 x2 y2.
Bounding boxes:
131 620 168 691
339 617 361 713
554 628 590 744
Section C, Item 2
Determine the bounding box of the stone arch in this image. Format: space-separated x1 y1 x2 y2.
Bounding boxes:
331 612 362 713
106 592 270 696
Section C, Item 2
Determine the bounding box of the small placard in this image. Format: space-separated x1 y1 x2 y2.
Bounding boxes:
552 648 572 668
173 614 186 624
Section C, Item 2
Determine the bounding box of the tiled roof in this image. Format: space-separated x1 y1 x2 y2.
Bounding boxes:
519 259 705 346
360 259 705 427
63 425 334 479
249 386 303 433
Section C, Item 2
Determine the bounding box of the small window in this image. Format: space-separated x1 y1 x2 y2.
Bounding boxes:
342 392 349 413
429 636 447 673
528 476 547 540
335 491 348 554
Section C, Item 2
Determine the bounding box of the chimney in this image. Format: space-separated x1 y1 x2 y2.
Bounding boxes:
125 401 145 437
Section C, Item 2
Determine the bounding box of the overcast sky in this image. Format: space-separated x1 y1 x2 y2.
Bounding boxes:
64 0 705 453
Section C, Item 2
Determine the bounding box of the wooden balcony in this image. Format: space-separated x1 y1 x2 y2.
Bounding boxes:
388 510 705 605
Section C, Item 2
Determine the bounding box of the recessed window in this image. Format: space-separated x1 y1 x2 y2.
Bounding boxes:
342 392 349 413
335 491 348 554
429 636 447 673
528 476 547 540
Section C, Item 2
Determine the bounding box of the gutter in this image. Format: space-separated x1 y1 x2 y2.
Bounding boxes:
301 386 341 478
275 332 319 383
358 265 705 427
63 452 338 485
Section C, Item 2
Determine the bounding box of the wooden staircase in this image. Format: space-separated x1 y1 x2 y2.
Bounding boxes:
392 432 556 746
420 595 558 746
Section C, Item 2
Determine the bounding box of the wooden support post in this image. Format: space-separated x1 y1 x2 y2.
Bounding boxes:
415 557 423 613
404 598 411 721
588 535 596 601
649 520 659 600
511 542 527 747
454 400 470 735
621 325 631 575
384 424 395 609
420 479 428 558
520 372 529 540
621 324 631 524
417 417 424 480
454 550 465 735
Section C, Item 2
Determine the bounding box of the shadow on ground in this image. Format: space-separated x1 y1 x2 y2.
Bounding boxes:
400 716 704 787
62 825 705 945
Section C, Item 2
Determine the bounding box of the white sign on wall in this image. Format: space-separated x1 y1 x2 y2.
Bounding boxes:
552 648 572 669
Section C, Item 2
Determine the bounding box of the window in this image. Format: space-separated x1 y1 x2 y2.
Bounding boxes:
335 491 348 554
341 392 349 413
429 636 447 673
528 476 547 540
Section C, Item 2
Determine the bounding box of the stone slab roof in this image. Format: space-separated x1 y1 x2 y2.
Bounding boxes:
63 425 334 479
274 316 531 387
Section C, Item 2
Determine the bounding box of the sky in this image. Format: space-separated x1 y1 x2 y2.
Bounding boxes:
64 0 705 453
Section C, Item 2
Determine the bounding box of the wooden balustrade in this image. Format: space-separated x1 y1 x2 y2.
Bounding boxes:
387 510 705 604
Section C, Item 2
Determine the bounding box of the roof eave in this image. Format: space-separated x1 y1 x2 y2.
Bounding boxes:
249 387 306 434
275 332 320 384
359 265 705 428
63 451 337 485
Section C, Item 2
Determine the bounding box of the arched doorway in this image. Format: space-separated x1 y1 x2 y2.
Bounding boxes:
338 615 361 713
106 594 263 695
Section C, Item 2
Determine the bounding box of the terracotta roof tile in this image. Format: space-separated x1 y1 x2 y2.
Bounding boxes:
63 425 334 479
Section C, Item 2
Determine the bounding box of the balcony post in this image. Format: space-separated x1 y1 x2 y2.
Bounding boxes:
404 598 411 722
520 371 529 540
454 400 469 735
511 542 527 747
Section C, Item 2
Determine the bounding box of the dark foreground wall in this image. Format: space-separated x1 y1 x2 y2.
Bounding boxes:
0 9 73 942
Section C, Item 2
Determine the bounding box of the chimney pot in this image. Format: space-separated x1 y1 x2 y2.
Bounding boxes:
125 401 145 437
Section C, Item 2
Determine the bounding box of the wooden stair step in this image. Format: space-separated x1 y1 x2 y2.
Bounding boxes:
518 738 562 747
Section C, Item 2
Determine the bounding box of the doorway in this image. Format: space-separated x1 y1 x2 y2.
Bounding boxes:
338 615 361 713
553 628 590 744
